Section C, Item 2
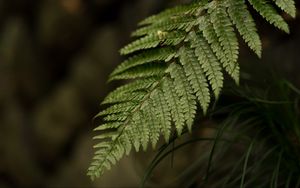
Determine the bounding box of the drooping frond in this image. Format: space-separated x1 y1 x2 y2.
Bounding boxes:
88 0 296 180
141 100 161 148
150 88 172 142
200 16 239 83
162 77 186 135
209 2 239 74
178 46 210 114
188 31 224 98
272 0 296 18
167 63 197 131
227 0 262 57
248 0 290 33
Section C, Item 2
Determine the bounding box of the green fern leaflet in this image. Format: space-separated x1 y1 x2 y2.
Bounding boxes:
88 0 296 180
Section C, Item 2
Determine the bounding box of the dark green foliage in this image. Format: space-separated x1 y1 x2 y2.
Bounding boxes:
88 0 296 180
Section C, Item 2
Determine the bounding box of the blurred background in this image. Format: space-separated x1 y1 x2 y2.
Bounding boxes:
0 0 299 187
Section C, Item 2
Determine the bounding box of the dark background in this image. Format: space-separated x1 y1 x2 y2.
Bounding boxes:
0 0 299 187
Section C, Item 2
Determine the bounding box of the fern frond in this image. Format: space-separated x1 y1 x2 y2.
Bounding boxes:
109 63 167 81
168 63 197 131
96 102 136 117
209 2 239 65
188 31 224 98
162 77 186 136
88 138 125 179
151 88 172 142
93 122 121 131
88 0 295 180
133 16 196 37
103 113 128 122
248 0 290 33
93 132 119 140
200 16 239 82
227 0 262 57
142 100 161 148
111 48 176 76
103 78 156 104
120 31 185 55
178 46 210 114
138 2 202 26
131 111 150 151
272 0 296 18
102 90 146 105
208 2 239 83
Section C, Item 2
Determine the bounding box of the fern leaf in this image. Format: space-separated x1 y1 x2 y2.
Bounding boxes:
93 122 121 131
209 2 240 82
109 63 166 81
248 0 290 33
120 34 161 55
178 46 210 114
120 31 185 55
151 89 172 142
88 0 295 180
188 31 224 98
138 3 201 26
200 16 239 83
200 17 225 64
119 133 132 156
162 77 186 136
168 63 197 131
93 142 113 149
272 0 296 18
130 112 149 151
133 16 196 37
96 102 136 117
102 91 146 105
142 100 161 148
88 138 125 180
90 79 165 179
227 0 262 57
126 123 141 152
111 48 175 76
139 111 152 150
93 132 119 140
103 113 129 122
161 31 186 46
103 78 157 104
